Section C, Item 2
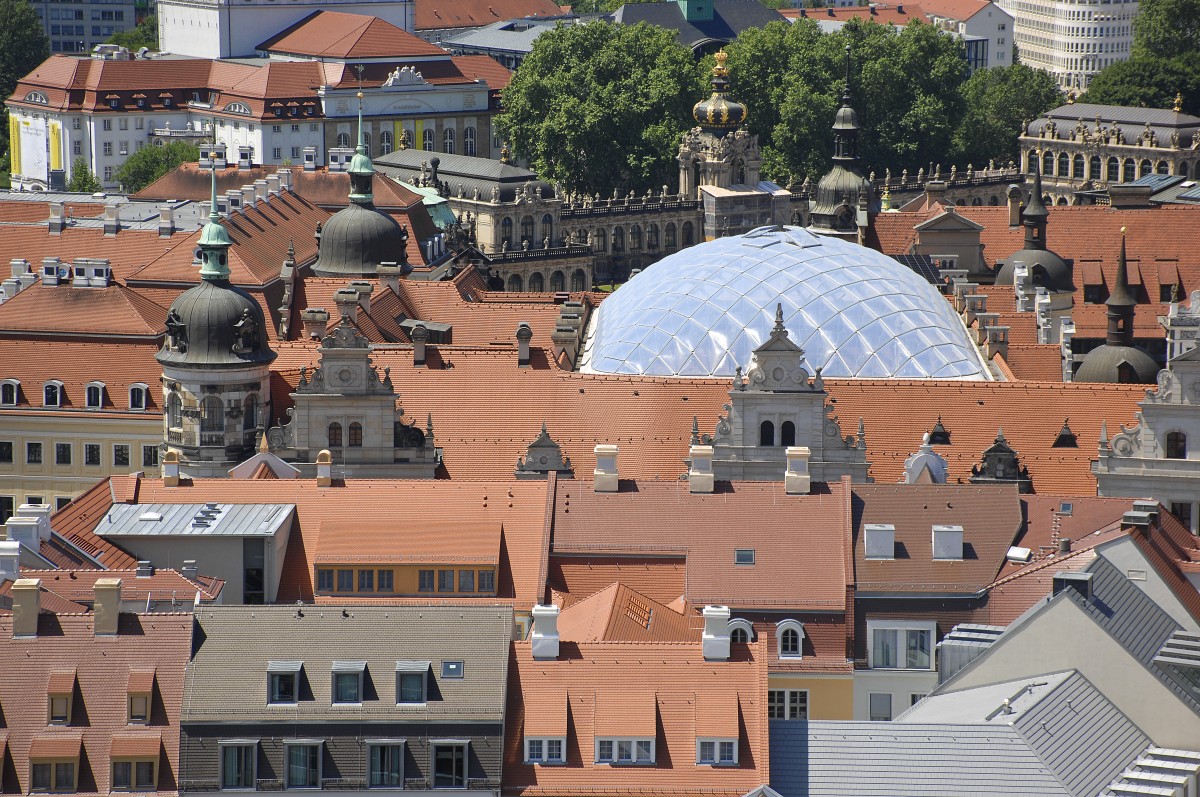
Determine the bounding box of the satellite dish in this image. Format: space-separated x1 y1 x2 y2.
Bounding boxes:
58 267 69 279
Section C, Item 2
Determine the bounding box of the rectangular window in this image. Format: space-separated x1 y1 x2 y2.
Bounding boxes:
869 692 893 722
596 738 653 764
272 147 282 161
73 141 81 156
272 125 281 133
1171 502 1193 531
49 695 71 724
358 569 374 592
291 146 301 159
398 672 425 703
368 743 403 788
910 693 926 707
316 569 333 592
377 570 393 592
31 762 51 791
55 497 72 511
143 445 159 467
441 660 464 679
438 569 455 592
85 443 101 466
113 444 130 467
869 623 935 670
112 760 155 790
419 570 434 592
734 549 755 565
28 442 42 464
333 672 361 703
220 744 255 790
269 673 297 705
103 119 112 131
128 693 149 723
458 569 474 592
527 739 543 762
103 142 112 156
337 569 353 592
526 737 566 764
31 760 75 792
0 441 12 463
477 570 494 592
104 167 113 180
767 690 808 720
432 744 466 789
56 443 72 465
286 744 319 789
719 741 734 764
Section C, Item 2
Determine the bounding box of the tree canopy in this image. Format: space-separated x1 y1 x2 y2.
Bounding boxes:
1081 55 1200 115
951 63 1061 167
65 157 101 193
109 15 159 52
115 141 199 192
1132 0 1200 59
498 21 704 195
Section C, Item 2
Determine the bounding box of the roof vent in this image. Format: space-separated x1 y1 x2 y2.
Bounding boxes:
1006 545 1032 563
138 511 162 522
1123 510 1153 528
1052 571 1093 602
135 560 154 578
864 524 896 560
932 524 964 561
1131 499 1159 519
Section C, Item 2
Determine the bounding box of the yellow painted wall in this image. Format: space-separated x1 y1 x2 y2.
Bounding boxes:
769 674 855 720
315 564 498 597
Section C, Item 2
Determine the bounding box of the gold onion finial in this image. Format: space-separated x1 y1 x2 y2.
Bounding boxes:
713 49 728 77
1174 92 1184 112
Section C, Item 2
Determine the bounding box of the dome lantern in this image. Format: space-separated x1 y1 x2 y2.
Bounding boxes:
692 51 748 132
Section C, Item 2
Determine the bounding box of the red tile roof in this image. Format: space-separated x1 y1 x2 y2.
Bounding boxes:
547 556 686 605
0 338 162 411
917 0 993 21
554 582 697 642
0 283 167 338
416 0 564 30
258 11 448 58
0 568 223 603
0 201 104 223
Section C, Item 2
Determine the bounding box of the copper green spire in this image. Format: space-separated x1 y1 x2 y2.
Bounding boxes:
348 90 374 205
197 131 233 281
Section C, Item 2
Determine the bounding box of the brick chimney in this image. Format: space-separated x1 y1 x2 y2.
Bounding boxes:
12 578 41 637
93 577 122 636
411 324 428 366
316 450 332 487
688 444 714 494
301 308 330 339
593 444 619 492
516 322 532 367
702 605 731 661
784 447 811 495
530 604 560 660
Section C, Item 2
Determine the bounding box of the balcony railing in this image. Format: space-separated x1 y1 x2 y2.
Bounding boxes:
200 432 225 447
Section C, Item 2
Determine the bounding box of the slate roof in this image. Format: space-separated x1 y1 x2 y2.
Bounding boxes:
183 604 512 723
1028 103 1200 140
374 149 552 203
611 0 784 50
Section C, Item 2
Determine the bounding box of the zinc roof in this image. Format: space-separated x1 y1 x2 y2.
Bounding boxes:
99 503 295 537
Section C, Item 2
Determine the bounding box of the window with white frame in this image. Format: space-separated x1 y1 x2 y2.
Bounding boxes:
867 620 936 670
728 618 754 644
220 742 256 790
44 381 63 407
868 692 893 722
396 662 428 704
696 738 737 765
284 742 321 788
85 382 104 408
0 380 17 405
524 737 565 764
368 741 404 788
767 689 808 720
332 662 365 704
128 384 148 410
776 619 804 659
595 738 654 765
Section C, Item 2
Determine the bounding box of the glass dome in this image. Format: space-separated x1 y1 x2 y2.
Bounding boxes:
580 226 989 380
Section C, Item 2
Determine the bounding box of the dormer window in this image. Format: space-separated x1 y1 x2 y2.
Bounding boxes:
332 661 365 704
1 380 19 406
129 384 148 411
44 381 63 408
109 98 119 109
267 661 302 705
128 669 154 723
595 738 654 765
48 669 76 725
776 619 804 659
696 739 737 766
396 661 429 705
163 97 172 107
727 618 754 644
86 382 105 409
525 738 565 764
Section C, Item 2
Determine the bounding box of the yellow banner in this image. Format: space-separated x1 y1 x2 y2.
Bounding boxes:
49 121 62 171
8 116 19 177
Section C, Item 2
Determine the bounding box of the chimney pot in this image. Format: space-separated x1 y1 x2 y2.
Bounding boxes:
12 578 41 637
301 308 330 340
702 605 731 661
516 322 533 367
593 444 619 492
349 280 373 314
158 204 175 237
162 450 180 487
334 288 359 324
530 604 560 660
688 444 715 494
411 324 429 366
1057 537 1071 554
93 577 122 636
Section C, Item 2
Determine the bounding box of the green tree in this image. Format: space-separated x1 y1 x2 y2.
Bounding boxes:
115 140 199 192
0 0 50 168
1132 0 1200 59
1080 55 1200 115
499 21 703 195
109 15 158 52
65 156 101 192
951 63 1061 167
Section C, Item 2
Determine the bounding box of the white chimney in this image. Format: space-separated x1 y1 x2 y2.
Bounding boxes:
254 178 269 201
702 605 732 661
594 444 619 492
278 168 293 191
316 450 332 487
93 577 122 636
864 524 895 560
516 322 532 367
0 539 20 584
42 257 62 286
266 174 281 195
103 204 120 236
162 450 180 487
688 444 714 494
530 604 560 660
158 204 175 237
4 517 41 550
11 578 41 637
14 503 52 542
411 324 428 366
377 264 402 295
784 446 811 495
241 185 256 210
334 288 358 323
932 525 964 561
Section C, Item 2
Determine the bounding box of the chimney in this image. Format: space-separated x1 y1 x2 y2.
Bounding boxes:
349 280 373 315
158 204 175 237
237 145 252 170
411 324 428 366
334 288 358 323
241 185 256 210
135 560 154 578
377 263 402 294
1109 184 1153 208
277 168 293 191
302 146 317 171
986 325 1009 360
1052 570 1093 601
516 322 532 367
1007 184 1022 227
253 178 269 202
181 560 199 580
864 523 896 560
225 189 242 213
14 503 53 543
701 605 731 661
103 204 120 236
316 449 332 487
40 257 61 286
10 258 31 280
162 450 181 487
93 577 122 636
0 539 20 584
4 516 42 550
265 174 281 195
213 142 228 169
688 444 714 494
784 446 811 495
11 578 41 637
1122 510 1152 528
530 604 560 660
932 524 964 560
1131 499 1159 519
48 202 66 234
593 444 619 492
925 180 947 206
1057 537 1072 554
302 308 330 339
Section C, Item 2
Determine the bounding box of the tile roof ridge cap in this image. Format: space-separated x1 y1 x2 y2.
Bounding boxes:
989 525 1121 587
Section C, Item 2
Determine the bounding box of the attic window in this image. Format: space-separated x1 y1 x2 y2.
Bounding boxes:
734 549 755 565
441 661 464 679
1058 502 1073 516
25 91 48 104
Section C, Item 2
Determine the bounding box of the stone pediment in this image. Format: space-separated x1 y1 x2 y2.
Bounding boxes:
914 209 985 233
744 304 821 393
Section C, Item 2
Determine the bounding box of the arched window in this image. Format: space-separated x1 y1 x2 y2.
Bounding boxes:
988 195 999 205
1106 157 1119 181
528 272 544 292
379 130 392 155
647 223 659 249
362 132 370 152
612 227 625 252
1042 151 1054 174
1090 155 1101 179
665 223 676 249
349 422 363 447
1166 431 1187 460
593 229 606 252
328 422 343 448
507 274 524 292
128 384 148 411
200 396 224 433
521 215 535 244
167 393 182 428
501 218 513 248
44 382 62 407
1157 160 1169 175
728 618 755 643
630 225 642 250
337 132 351 148
86 383 104 409
781 421 796 447
682 222 694 246
243 394 258 430
443 127 455 154
1057 152 1068 176
1027 150 1038 173
422 128 434 152
1073 154 1084 177
1180 162 1191 178
571 269 586 291
550 271 565 292
759 420 774 446
971 197 982 206
1124 159 1136 182
224 102 251 115
0 380 17 406
463 126 476 157
1139 159 1152 177
541 214 553 245
731 627 749 644
777 619 804 658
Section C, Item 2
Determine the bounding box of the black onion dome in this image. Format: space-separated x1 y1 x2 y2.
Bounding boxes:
157 280 276 368
692 51 747 132
313 202 408 277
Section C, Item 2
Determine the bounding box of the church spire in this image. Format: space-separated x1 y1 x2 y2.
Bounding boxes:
197 131 233 281
1022 153 1050 251
1105 227 1136 346
832 45 860 163
348 90 375 205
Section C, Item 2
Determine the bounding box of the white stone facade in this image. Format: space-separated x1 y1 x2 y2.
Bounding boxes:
997 0 1137 90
